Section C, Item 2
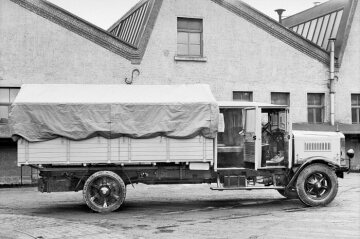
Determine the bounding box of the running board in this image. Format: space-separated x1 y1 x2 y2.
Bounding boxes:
210 186 285 191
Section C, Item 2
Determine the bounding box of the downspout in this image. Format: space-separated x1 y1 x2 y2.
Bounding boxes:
329 38 336 126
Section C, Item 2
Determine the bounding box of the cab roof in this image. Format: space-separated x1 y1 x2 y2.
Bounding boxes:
218 101 288 109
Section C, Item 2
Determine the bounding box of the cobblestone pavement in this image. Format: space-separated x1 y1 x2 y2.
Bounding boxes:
0 173 359 239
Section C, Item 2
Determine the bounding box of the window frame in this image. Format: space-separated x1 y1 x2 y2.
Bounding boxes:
233 91 253 102
351 94 360 124
0 87 20 124
307 93 325 124
177 17 203 57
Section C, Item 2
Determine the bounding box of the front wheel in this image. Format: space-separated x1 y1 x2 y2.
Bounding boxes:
296 164 338 207
83 171 126 213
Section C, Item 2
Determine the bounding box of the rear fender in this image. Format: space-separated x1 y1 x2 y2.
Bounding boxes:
286 157 339 190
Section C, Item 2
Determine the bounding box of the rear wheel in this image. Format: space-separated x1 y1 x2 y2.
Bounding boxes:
83 171 126 213
296 164 338 207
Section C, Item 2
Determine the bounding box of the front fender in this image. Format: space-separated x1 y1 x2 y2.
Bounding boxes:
286 157 340 190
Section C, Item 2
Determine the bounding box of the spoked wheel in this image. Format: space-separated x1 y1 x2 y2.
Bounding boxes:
296 164 338 207
83 171 126 213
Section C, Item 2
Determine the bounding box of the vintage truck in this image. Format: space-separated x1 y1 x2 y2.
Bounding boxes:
10 84 354 213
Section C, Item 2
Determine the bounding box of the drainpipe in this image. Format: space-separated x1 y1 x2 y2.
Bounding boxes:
329 38 336 126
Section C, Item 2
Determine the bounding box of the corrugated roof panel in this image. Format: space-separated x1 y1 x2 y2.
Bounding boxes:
288 8 346 52
307 19 317 40
297 23 305 35
322 12 337 49
317 14 330 47
109 0 151 47
302 21 311 38
312 17 324 43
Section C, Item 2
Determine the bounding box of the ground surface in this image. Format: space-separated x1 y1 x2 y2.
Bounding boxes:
0 173 359 239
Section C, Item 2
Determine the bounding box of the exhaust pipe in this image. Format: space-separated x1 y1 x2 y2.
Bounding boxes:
275 9 286 24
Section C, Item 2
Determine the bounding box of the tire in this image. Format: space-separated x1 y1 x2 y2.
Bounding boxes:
296 163 338 207
277 188 298 199
83 171 126 213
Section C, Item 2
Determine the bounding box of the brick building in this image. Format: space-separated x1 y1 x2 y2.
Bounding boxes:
0 0 359 184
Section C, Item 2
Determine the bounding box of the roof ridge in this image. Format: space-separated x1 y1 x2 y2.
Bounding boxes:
211 0 330 65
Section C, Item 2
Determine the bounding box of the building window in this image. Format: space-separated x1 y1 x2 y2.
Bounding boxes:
177 17 203 57
233 91 253 102
271 92 290 106
307 93 324 123
0 88 20 124
352 94 360 124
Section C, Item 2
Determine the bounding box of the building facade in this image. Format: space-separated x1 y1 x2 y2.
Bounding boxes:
0 0 359 183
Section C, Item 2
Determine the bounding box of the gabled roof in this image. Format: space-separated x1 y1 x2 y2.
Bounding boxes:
9 0 163 64
11 0 330 65
282 0 358 66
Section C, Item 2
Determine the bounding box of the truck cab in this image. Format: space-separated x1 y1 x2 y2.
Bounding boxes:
213 101 352 207
217 101 292 170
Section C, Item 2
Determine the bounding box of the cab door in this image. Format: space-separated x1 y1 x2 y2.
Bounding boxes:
243 107 261 169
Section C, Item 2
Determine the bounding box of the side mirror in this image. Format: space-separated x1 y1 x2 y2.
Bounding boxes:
347 149 355 159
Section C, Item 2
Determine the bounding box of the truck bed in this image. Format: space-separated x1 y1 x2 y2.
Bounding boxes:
18 136 215 166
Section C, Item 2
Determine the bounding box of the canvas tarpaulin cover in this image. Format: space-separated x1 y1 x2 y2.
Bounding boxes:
10 84 219 142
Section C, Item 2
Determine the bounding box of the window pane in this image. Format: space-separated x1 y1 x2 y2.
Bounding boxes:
308 109 314 123
351 94 360 106
177 18 202 31
352 109 358 124
177 43 188 55
315 108 323 123
271 92 289 106
177 32 188 44
0 106 9 123
9 88 20 102
189 44 201 56
0 88 10 103
189 33 200 44
233 91 253 102
308 93 323 106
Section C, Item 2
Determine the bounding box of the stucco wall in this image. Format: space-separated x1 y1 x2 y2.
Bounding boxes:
337 2 360 124
0 0 133 87
138 0 330 124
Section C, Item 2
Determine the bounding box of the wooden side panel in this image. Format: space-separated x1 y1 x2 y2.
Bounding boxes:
69 137 108 163
17 136 214 165
130 137 167 162
169 137 214 161
20 138 67 164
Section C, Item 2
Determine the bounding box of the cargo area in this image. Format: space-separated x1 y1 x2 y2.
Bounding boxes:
11 84 218 167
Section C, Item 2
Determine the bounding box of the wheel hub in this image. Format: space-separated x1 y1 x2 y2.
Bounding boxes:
99 186 111 196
